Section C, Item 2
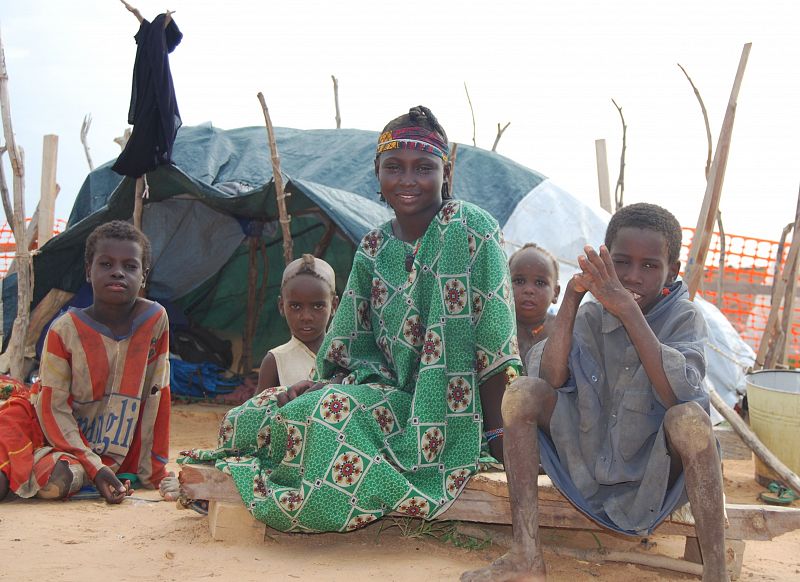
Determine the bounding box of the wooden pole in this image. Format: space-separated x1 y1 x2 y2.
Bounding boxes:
256 92 293 266
331 75 341 129
709 388 800 494
464 82 476 147
133 175 145 230
491 122 510 152
611 98 627 211
594 138 612 213
715 211 726 309
448 142 458 197
240 237 259 374
778 249 799 367
80 114 94 171
758 189 800 369
685 43 752 300
38 134 58 247
0 27 32 380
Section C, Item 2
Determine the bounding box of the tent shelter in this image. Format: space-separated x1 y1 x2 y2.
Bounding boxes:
1 124 752 409
2 124 580 373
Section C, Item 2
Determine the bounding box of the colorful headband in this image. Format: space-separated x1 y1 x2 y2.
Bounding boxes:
376 127 449 162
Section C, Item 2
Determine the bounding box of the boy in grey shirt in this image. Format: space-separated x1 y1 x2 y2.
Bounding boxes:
464 203 727 582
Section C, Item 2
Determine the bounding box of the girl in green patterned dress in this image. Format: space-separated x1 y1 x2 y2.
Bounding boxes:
180 106 521 532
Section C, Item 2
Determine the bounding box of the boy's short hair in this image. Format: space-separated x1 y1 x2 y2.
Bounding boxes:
85 220 152 271
508 243 560 281
605 203 683 263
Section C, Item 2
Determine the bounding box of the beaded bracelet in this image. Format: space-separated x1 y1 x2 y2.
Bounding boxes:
484 427 504 443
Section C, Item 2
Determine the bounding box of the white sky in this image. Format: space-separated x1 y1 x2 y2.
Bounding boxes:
1 0 798 240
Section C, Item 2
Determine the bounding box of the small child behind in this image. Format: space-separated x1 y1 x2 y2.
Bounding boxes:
509 243 561 367
257 254 339 392
0 221 171 504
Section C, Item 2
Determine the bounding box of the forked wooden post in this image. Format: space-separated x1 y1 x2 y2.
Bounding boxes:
0 26 33 380
448 142 458 196
38 134 58 247
133 176 145 230
757 189 800 369
594 138 612 213
257 91 293 266
331 75 341 129
685 43 752 299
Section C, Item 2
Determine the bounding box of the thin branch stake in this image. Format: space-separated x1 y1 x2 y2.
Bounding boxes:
448 143 458 196
678 63 713 179
715 210 726 309
611 98 627 211
0 26 33 380
257 91 293 266
464 82 476 147
331 75 341 129
0 148 13 225
685 43 752 300
80 113 94 171
756 185 800 369
491 122 510 152
114 128 132 150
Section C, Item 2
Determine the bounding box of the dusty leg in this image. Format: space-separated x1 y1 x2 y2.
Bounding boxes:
461 377 556 582
0 471 9 501
35 460 74 500
159 471 179 501
664 402 729 582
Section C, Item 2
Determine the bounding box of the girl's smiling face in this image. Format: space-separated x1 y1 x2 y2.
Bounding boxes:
510 248 560 325
609 227 680 314
375 149 449 223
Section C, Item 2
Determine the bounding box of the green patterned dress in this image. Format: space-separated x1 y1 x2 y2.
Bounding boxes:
180 200 521 532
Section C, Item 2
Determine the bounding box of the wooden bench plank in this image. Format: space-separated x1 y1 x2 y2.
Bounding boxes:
179 463 800 541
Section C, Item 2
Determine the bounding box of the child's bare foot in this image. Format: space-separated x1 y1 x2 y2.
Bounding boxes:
159 472 180 501
461 550 546 582
36 460 74 500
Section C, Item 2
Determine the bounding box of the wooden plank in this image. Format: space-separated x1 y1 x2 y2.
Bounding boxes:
180 463 241 503
37 134 58 246
594 139 612 213
208 500 266 542
180 464 800 541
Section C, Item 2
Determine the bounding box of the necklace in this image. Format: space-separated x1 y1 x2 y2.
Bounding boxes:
405 239 422 272
529 319 546 337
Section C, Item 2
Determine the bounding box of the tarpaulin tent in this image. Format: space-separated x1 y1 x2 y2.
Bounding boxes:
1 124 753 413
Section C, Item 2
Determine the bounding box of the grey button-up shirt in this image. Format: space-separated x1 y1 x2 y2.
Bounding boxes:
529 281 709 533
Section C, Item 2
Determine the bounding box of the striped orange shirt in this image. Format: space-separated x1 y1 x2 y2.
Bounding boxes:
32 302 171 487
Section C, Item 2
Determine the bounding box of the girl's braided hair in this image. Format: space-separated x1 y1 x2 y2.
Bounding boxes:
281 254 335 294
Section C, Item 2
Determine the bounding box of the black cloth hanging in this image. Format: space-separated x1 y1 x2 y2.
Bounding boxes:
112 14 183 178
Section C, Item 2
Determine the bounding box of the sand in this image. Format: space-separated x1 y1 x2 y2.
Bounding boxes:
1 403 798 582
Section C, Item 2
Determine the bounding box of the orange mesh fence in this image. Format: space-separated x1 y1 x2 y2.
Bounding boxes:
0 219 67 277
681 227 799 367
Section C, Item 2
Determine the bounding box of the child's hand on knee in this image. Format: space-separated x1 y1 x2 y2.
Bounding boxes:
95 467 132 504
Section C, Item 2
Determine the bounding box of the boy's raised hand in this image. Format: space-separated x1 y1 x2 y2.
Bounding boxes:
95 466 132 504
575 245 636 318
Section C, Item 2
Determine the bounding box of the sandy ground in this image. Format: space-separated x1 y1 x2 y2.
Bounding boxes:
1 403 798 582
